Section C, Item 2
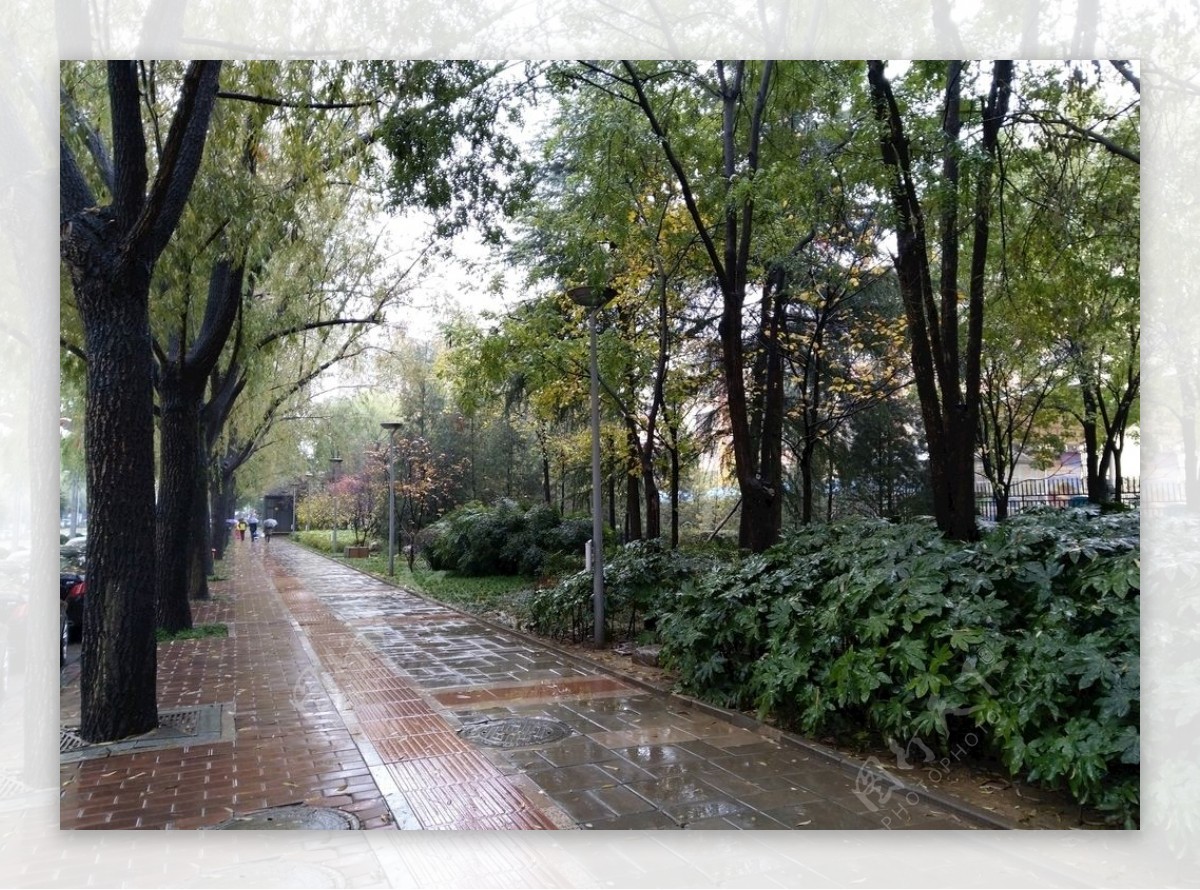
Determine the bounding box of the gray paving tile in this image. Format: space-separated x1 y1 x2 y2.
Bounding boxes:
582 810 682 829
760 797 882 830
525 763 630 794
537 737 623 767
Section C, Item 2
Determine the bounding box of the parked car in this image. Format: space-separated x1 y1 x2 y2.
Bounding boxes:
59 571 85 644
57 536 88 658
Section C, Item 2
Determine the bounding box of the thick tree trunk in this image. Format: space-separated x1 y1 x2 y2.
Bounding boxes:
155 381 197 632
61 60 221 742
642 460 661 541
188 452 211 600
78 276 159 742
738 481 779 553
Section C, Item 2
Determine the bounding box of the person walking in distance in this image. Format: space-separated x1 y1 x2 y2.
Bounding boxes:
248 513 259 542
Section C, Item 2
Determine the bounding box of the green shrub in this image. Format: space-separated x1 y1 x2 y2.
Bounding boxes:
424 499 594 577
294 530 340 554
656 510 1140 827
528 540 717 644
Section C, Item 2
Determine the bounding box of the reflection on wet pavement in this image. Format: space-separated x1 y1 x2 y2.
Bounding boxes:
265 543 992 831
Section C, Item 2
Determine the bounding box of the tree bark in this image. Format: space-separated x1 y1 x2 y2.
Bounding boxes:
77 272 160 741
155 261 241 629
622 60 782 552
868 59 1011 542
61 60 222 742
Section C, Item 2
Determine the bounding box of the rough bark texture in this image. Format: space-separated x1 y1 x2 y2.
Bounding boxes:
155 379 199 631
76 261 160 741
155 261 241 629
61 60 221 741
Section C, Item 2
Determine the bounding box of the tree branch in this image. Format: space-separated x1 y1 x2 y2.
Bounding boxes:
1110 60 1140 93
255 316 379 350
60 336 87 363
1014 110 1139 165
61 84 115 195
108 61 148 232
216 90 377 110
128 60 223 260
59 135 96 223
621 60 730 295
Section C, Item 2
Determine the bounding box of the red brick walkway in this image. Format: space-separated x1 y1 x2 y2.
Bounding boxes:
58 538 564 830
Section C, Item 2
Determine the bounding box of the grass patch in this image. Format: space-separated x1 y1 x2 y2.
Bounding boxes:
156 623 229 643
343 552 534 620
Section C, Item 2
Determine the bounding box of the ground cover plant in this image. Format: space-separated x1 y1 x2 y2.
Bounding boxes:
527 539 718 644
653 508 1139 826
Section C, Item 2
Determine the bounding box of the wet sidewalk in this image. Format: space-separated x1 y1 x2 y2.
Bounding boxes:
59 539 1000 831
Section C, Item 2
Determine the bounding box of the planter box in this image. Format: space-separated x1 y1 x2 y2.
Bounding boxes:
344 546 371 559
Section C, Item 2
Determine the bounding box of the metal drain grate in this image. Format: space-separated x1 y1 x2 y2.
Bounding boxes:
158 707 202 736
59 729 89 754
60 703 228 762
459 716 573 749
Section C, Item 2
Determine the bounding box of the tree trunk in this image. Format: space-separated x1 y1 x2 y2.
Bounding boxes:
624 421 642 541
62 59 222 744
994 489 1010 522
188 452 211 600
800 439 816 525
669 441 680 548
868 60 1010 543
155 381 197 632
78 276 159 742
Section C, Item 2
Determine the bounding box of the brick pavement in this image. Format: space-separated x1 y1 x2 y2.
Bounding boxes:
59 538 1001 831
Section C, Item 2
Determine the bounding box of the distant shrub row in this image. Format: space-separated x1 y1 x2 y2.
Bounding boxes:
423 499 593 577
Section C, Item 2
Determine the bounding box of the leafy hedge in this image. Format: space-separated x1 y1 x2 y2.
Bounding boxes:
292 530 360 554
655 510 1139 826
423 500 592 577
527 540 713 642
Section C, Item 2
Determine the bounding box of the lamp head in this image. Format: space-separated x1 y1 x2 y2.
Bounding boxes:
567 285 617 309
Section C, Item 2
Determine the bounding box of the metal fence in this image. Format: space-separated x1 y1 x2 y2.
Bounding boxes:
974 476 1146 521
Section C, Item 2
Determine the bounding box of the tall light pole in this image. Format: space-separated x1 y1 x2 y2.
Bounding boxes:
381 421 403 576
568 284 616 645
330 453 343 554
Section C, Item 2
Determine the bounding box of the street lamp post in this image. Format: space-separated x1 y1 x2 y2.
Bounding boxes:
330 454 343 554
381 421 403 576
568 284 616 646
303 472 314 530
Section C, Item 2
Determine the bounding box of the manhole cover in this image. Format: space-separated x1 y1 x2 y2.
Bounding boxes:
210 805 360 830
459 716 573 749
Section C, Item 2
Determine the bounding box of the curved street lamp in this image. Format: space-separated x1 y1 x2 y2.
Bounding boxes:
568 284 617 646
380 421 403 576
